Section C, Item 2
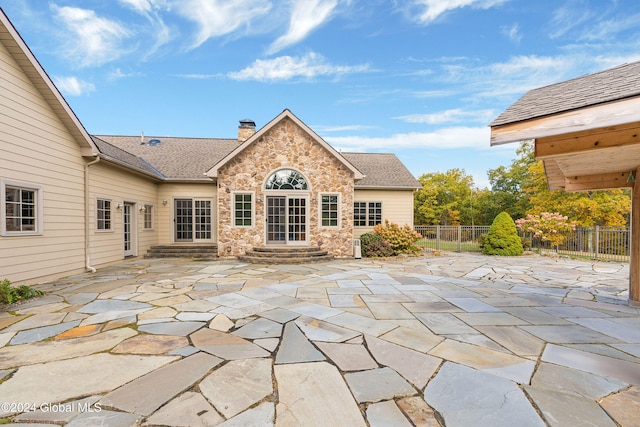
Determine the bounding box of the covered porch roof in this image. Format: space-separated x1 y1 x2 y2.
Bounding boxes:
489 61 640 305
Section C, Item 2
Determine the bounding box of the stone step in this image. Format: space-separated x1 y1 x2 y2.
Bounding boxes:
145 244 218 259
237 254 335 264
252 246 328 253
245 250 329 258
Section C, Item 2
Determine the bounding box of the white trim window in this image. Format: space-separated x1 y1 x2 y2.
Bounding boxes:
354 201 382 227
320 194 340 227
143 204 154 230
97 198 112 231
1 180 43 236
233 192 254 227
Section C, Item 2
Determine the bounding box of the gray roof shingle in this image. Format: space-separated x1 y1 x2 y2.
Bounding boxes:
95 135 419 189
491 61 640 127
343 152 421 189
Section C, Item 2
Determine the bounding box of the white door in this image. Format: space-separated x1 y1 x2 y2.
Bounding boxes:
123 203 135 257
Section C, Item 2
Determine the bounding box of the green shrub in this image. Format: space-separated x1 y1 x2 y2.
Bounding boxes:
0 279 43 305
373 220 423 255
482 212 524 256
477 233 487 248
360 232 394 257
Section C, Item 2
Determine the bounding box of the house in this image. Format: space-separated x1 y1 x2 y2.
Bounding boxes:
0 8 420 285
490 61 640 304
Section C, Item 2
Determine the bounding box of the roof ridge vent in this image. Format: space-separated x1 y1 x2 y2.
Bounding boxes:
147 138 162 147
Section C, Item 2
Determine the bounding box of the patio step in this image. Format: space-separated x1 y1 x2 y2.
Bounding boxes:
145 244 218 259
238 246 334 264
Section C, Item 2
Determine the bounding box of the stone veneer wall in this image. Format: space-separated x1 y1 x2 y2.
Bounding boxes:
217 118 355 257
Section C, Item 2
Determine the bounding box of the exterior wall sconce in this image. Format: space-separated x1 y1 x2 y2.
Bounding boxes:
139 206 146 212
162 199 168 205
311 196 317 202
257 196 262 202
116 203 123 209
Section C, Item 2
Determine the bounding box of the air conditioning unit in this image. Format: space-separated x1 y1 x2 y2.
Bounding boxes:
353 239 362 259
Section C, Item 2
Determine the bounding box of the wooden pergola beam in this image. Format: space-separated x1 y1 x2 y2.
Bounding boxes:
536 122 640 159
490 97 640 146
564 171 635 192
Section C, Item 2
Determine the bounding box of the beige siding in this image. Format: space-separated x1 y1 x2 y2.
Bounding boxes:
88 163 159 266
157 183 217 244
353 189 415 238
0 41 86 284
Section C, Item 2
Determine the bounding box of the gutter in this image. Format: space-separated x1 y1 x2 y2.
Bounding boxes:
84 156 100 273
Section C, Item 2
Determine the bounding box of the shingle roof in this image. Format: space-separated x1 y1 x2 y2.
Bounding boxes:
343 153 421 189
491 61 640 127
92 136 164 179
94 135 239 180
95 135 419 190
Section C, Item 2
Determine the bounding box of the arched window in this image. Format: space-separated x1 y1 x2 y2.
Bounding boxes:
265 169 308 190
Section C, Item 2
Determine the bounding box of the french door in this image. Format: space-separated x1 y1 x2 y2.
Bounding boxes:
175 198 213 242
266 196 307 245
123 202 135 257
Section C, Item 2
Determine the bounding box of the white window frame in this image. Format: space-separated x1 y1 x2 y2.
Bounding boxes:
96 197 113 232
143 204 154 230
319 193 340 228
232 191 255 228
1 180 43 236
354 201 383 227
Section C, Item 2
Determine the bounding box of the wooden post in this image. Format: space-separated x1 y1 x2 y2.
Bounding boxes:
630 175 640 305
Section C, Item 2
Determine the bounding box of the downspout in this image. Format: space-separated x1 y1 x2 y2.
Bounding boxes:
85 156 100 273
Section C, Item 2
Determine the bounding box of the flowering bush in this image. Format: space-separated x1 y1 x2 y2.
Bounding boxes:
515 212 576 248
373 220 423 255
360 232 394 257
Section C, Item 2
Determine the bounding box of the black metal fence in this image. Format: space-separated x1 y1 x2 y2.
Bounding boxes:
415 225 630 262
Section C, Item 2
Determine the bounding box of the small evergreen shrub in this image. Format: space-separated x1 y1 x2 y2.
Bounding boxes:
360 232 394 257
373 220 423 255
477 233 487 248
482 212 523 256
0 279 43 305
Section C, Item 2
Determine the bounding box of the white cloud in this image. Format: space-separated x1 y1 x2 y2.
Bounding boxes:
396 109 496 124
501 22 522 42
267 0 339 54
52 5 132 67
325 126 494 152
53 76 96 96
409 0 509 25
548 3 594 39
117 0 168 13
175 0 272 49
227 52 370 82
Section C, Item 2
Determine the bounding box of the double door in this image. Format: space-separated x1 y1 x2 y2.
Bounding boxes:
175 198 213 242
266 196 307 245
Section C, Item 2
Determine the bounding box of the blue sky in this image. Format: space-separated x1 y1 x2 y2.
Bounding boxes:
2 0 640 188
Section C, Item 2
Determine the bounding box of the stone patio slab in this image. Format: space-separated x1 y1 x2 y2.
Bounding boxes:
191 327 270 359
1 312 66 333
315 342 378 371
379 325 444 353
138 321 205 336
275 362 365 426
532 362 626 399
276 321 326 364
0 328 137 369
524 386 617 427
424 362 545 427
233 317 283 339
199 358 272 418
599 386 640 427
218 402 274 427
100 352 222 416
9 320 81 345
0 353 177 415
66 410 141 427
112 334 189 355
344 367 416 403
366 400 413 427
294 316 360 342
144 392 223 427
78 299 152 313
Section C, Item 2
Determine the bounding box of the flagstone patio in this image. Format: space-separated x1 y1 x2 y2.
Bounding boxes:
0 252 638 426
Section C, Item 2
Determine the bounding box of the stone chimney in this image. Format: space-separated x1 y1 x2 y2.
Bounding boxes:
238 119 256 142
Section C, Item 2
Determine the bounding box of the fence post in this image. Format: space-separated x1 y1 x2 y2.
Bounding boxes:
457 226 462 252
595 225 599 260
436 225 441 250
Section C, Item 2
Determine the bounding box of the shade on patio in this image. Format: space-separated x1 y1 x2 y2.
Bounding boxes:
490 61 640 305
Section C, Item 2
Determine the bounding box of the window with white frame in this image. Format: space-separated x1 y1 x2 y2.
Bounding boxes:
1 181 43 235
97 198 112 231
143 204 154 230
354 201 382 227
320 194 339 227
233 193 253 227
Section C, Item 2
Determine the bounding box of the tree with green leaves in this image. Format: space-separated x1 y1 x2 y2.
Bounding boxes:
414 168 476 225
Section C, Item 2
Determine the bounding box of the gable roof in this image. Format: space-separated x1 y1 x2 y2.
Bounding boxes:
0 8 97 156
343 153 420 189
491 61 640 127
205 109 365 180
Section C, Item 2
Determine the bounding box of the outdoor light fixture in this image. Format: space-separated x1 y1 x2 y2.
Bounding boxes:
257 196 262 202
139 206 146 212
116 203 123 209
163 199 168 205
